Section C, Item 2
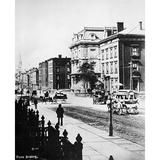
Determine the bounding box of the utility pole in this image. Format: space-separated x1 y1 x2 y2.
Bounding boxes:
108 94 113 136
129 61 133 90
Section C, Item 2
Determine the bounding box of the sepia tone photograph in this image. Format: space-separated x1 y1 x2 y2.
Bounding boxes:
15 0 145 160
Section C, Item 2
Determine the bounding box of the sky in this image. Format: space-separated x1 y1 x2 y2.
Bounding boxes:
15 0 145 71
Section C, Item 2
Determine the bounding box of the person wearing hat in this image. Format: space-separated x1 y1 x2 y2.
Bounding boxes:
56 104 64 126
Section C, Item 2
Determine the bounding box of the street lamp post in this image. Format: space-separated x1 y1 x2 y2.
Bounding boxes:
129 61 133 90
108 94 113 136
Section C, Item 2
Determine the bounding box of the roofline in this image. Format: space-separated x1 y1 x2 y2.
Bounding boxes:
99 33 145 44
70 31 145 49
46 57 71 62
75 26 117 36
69 41 100 49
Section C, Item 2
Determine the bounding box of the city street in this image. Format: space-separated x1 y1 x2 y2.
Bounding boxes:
56 91 145 146
28 90 145 160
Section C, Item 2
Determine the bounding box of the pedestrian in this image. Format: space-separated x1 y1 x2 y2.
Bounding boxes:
56 104 64 126
34 98 38 109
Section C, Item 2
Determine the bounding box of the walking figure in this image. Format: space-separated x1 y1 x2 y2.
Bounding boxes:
34 99 38 109
56 104 64 126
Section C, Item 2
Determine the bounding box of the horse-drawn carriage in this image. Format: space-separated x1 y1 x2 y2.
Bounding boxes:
92 90 107 104
110 90 139 115
52 92 67 104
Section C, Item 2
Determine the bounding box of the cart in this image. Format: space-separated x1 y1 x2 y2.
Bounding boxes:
53 92 67 104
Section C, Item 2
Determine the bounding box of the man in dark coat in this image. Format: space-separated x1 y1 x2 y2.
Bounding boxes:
56 104 64 126
34 99 38 109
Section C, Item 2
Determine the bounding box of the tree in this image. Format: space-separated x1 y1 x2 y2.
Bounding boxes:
76 62 98 90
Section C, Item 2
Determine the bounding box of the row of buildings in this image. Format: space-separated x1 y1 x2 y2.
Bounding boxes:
16 21 145 94
15 55 71 93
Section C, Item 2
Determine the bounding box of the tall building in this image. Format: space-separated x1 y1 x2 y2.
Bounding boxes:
70 27 117 92
100 22 145 92
47 55 71 90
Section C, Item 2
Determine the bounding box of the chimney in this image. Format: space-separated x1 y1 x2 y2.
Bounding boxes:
139 21 143 30
117 22 124 32
107 30 112 37
58 54 62 58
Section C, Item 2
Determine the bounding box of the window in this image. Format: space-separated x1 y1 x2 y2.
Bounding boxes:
106 62 109 74
132 47 139 56
114 46 117 58
110 62 113 74
111 78 114 89
56 75 60 80
56 67 60 73
101 49 104 60
132 63 138 70
110 47 113 58
115 78 118 89
67 67 70 72
90 48 96 51
67 75 70 80
102 63 104 74
90 33 95 39
79 34 83 39
105 48 108 60
114 61 118 74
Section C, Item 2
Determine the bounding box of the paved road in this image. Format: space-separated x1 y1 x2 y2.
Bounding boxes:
29 102 145 160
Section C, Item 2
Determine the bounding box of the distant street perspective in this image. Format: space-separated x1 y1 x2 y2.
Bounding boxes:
15 0 145 159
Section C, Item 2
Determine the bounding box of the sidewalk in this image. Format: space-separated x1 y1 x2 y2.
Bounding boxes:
30 103 145 160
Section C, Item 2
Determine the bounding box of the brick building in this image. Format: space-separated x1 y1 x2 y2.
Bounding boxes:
47 55 71 90
39 55 71 92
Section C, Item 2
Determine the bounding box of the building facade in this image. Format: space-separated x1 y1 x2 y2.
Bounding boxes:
39 55 71 92
70 22 145 93
100 22 145 92
22 71 29 89
47 55 71 90
39 61 48 91
70 27 117 92
28 68 39 91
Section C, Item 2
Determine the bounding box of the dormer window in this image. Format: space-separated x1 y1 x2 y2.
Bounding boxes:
90 33 96 40
80 34 83 39
91 34 94 37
